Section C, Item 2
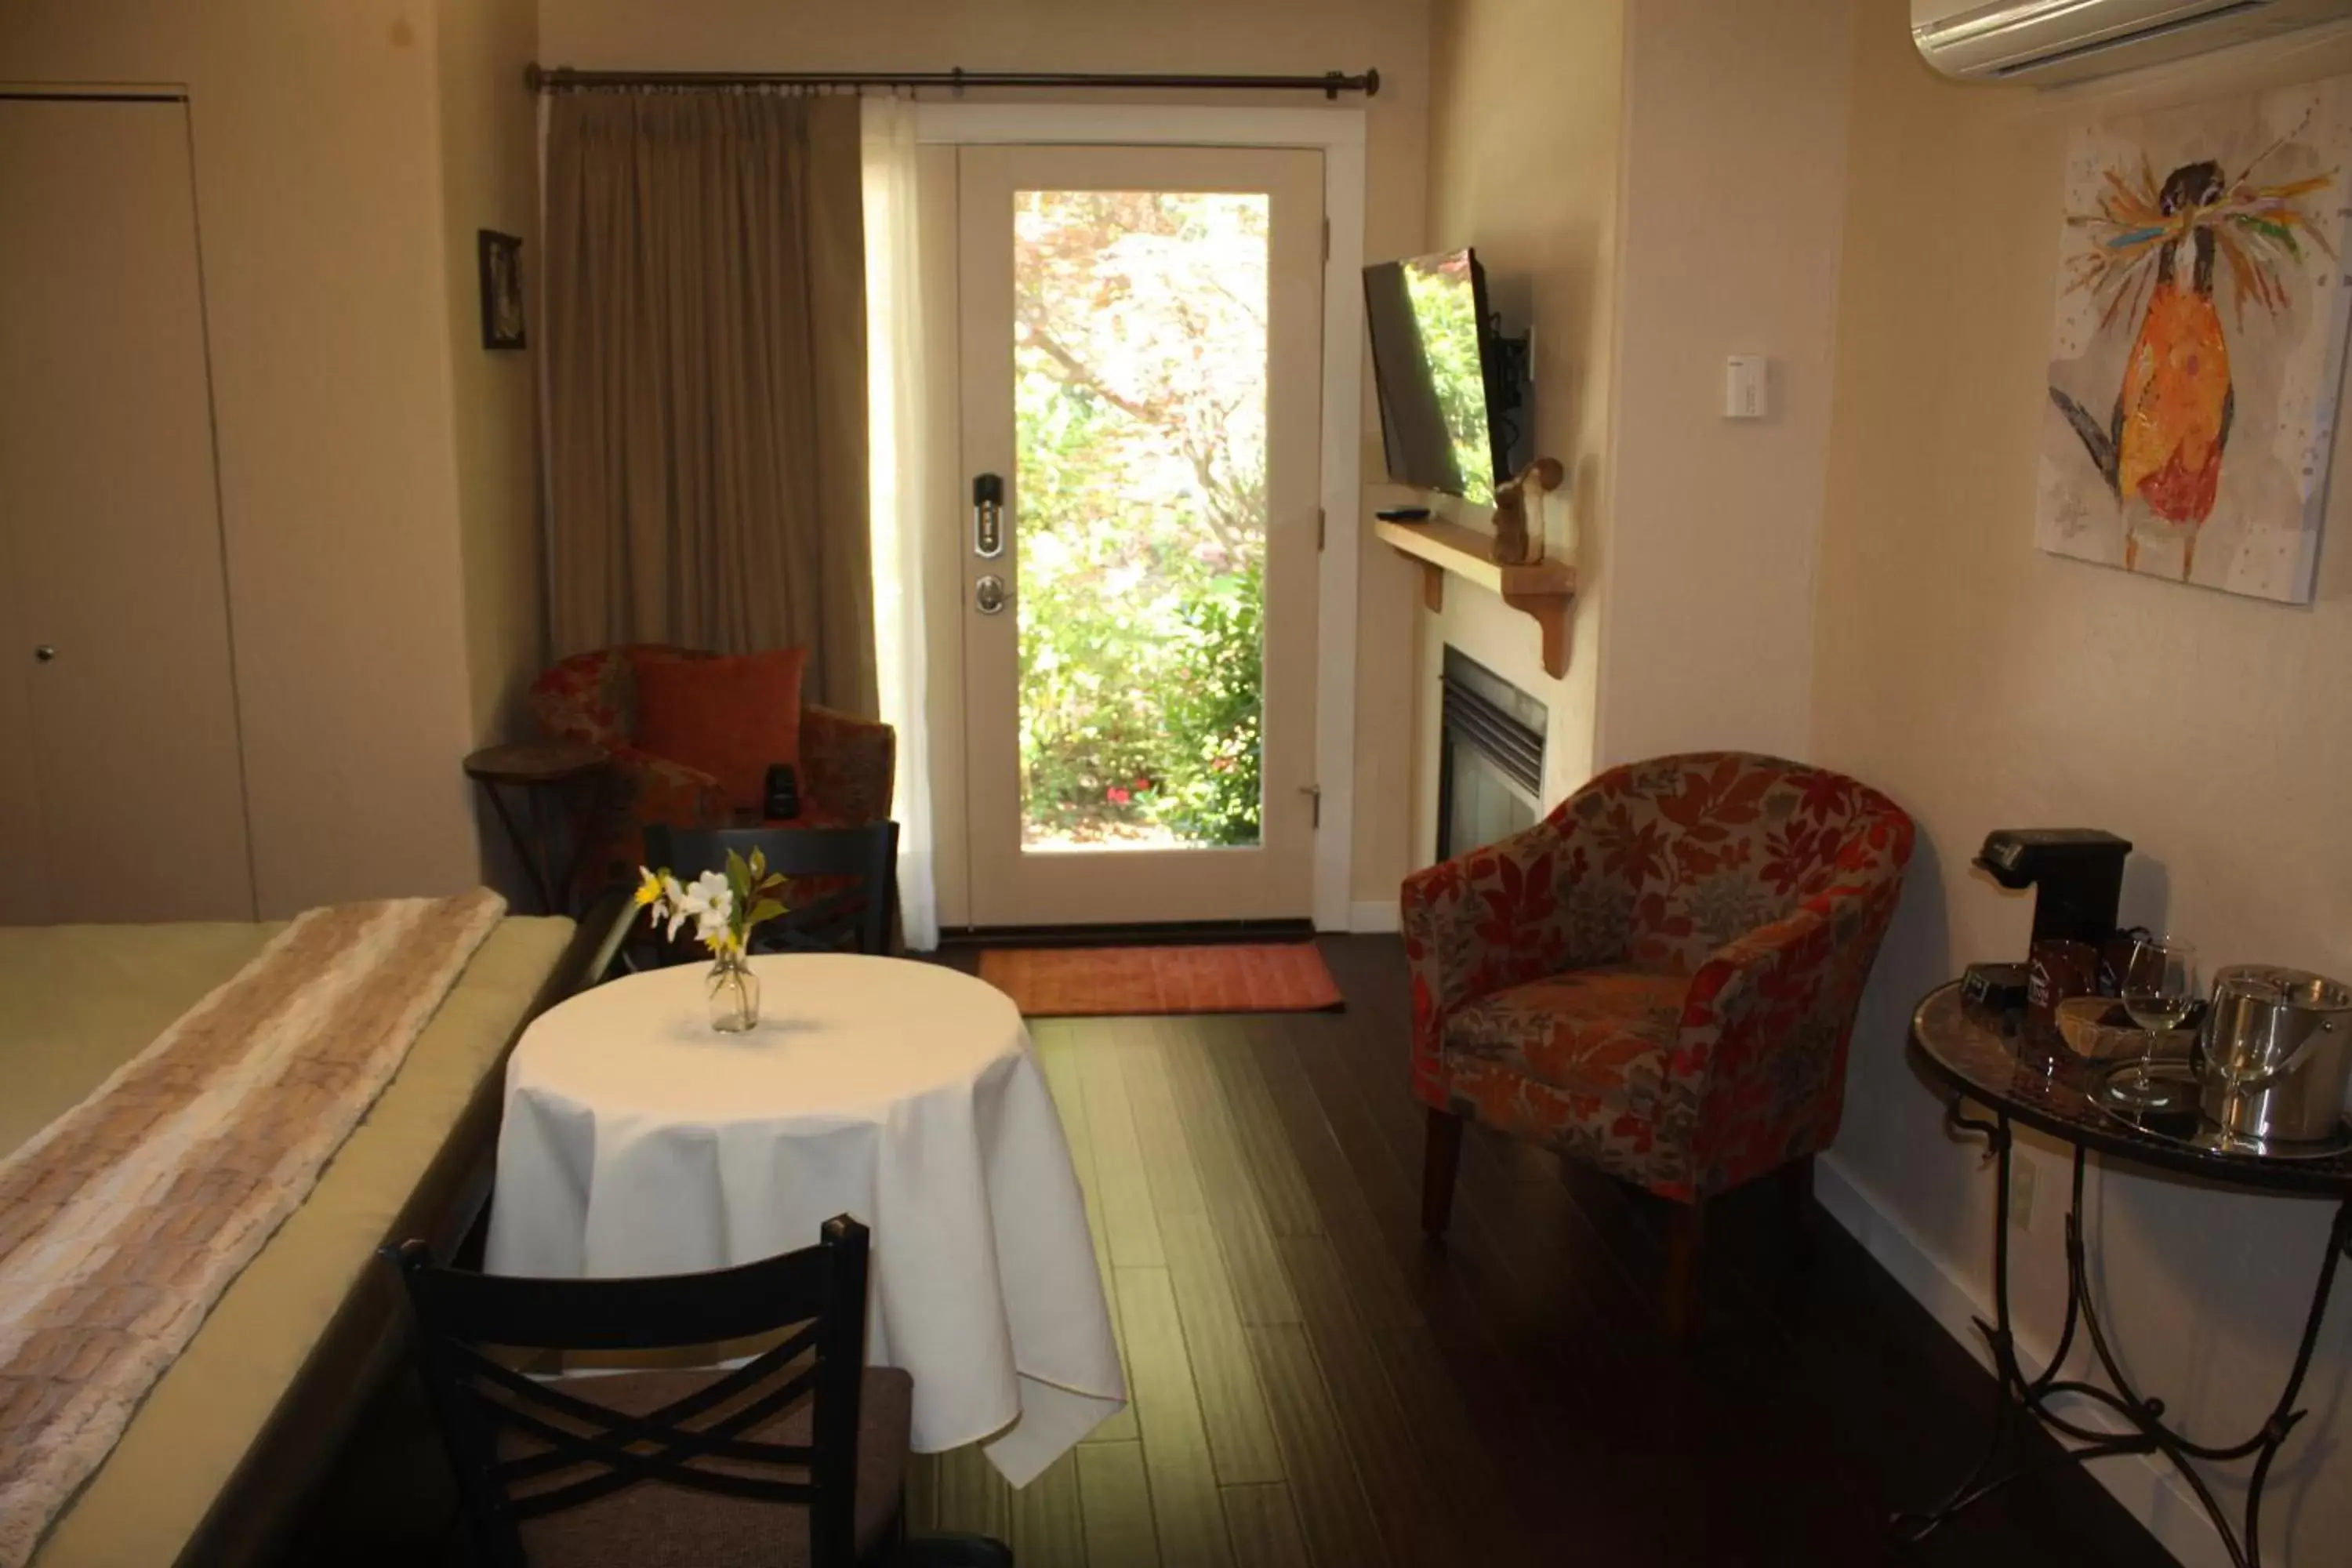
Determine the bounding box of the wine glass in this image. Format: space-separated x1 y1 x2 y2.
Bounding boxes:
2108 935 2200 1116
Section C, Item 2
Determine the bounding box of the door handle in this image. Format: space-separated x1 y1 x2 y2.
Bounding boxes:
32 645 55 663
975 574 1007 615
973 473 1004 559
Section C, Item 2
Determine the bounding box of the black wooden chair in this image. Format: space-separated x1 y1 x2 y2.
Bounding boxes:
645 822 901 958
382 1217 1008 1567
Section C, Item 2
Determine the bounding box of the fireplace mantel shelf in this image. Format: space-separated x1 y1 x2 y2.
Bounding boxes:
1375 517 1577 677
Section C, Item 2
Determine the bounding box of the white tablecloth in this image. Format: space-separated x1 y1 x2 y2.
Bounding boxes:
485 953 1126 1486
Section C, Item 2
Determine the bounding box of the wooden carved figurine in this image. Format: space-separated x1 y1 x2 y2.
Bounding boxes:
1490 456 1564 566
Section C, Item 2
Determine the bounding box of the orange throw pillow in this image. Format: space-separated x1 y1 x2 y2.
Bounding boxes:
633 648 806 812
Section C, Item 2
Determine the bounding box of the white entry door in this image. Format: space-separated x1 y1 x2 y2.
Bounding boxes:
955 144 1324 927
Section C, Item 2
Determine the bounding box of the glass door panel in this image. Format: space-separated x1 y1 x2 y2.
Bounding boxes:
1013 190 1270 853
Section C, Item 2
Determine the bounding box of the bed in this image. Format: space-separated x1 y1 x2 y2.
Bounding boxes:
3 899 619 1568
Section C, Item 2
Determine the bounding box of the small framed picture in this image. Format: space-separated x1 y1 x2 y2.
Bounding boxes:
477 230 526 350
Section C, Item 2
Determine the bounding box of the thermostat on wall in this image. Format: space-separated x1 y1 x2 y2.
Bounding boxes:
1725 355 1769 420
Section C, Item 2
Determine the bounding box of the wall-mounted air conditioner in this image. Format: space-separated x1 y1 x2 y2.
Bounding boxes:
1914 0 2352 85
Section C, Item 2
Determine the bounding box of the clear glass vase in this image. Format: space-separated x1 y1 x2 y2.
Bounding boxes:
706 950 761 1033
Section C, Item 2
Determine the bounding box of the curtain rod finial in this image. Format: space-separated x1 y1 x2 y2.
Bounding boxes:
1363 67 1381 98
524 61 546 92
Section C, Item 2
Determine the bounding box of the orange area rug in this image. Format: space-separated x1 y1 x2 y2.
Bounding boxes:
978 944 1344 1017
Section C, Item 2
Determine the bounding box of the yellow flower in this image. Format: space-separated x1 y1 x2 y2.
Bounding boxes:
633 866 666 907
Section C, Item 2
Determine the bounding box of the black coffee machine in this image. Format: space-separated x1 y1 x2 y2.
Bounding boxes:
1969 829 2133 1031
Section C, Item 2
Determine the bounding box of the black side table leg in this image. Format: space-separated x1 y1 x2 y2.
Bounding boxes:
1898 1120 2352 1568
2223 1194 2350 1566
545 768 608 918
1894 1102 2023 1544
481 782 561 916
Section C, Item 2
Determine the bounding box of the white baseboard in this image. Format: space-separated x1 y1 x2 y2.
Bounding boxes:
1347 898 1399 934
1813 1152 2232 1568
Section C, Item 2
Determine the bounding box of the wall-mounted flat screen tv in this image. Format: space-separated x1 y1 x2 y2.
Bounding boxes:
1363 248 1508 505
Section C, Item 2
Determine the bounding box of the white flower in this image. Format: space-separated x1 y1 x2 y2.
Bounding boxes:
684 869 733 918
659 873 695 941
675 869 735 949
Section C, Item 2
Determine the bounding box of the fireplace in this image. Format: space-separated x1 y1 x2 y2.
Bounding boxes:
1437 648 1547 860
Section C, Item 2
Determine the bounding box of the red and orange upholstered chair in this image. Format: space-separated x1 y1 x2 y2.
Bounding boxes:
530 645 895 896
1402 752 1915 1337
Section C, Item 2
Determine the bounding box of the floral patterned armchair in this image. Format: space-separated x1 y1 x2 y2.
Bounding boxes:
1402 753 1913 1335
530 645 895 895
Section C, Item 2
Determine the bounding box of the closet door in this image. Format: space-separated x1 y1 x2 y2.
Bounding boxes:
0 98 253 923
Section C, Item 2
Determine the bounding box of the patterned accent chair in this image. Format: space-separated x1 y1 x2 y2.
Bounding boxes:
530 645 896 896
1402 752 1914 1338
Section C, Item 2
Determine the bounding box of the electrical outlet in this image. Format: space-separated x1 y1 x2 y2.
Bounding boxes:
2008 1155 2038 1232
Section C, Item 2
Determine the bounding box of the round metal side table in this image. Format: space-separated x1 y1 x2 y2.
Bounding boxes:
463 741 608 915
1897 982 2352 1567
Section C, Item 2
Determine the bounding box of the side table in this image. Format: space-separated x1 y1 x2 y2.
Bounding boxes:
463 742 608 916
1898 982 2352 1566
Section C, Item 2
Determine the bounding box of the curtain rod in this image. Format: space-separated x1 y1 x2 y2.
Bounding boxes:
524 64 1380 99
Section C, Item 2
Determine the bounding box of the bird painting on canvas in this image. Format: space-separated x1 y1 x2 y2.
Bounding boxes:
2047 136 2334 580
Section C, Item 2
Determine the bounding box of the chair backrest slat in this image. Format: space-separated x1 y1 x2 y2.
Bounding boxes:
467 1332 822 1483
382 1214 873 1568
406 1240 835 1350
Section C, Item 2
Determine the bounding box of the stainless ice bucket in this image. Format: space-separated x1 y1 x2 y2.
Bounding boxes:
2195 965 2352 1145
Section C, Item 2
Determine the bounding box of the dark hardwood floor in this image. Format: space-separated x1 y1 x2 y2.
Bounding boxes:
299 935 2177 1566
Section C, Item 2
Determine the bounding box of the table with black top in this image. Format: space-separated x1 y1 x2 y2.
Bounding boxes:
463 742 608 916
1897 982 2352 1566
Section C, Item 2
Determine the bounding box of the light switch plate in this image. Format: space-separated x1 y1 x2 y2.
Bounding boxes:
1725 354 1768 420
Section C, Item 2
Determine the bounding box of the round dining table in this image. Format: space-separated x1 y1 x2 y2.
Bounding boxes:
483 953 1127 1487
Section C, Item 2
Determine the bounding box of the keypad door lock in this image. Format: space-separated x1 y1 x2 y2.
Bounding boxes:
974 574 1007 615
972 473 1004 559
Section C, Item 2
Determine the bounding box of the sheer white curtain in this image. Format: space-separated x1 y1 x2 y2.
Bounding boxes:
862 96 938 949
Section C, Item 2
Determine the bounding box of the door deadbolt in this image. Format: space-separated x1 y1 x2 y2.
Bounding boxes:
974 575 1007 615
32 645 55 663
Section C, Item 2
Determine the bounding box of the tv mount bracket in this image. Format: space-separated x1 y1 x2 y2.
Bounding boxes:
1484 313 1531 459
1484 314 1530 412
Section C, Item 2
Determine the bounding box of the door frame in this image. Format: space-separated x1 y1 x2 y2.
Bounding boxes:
915 102 1367 932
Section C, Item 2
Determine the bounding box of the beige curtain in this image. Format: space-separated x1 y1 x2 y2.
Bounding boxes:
545 91 876 717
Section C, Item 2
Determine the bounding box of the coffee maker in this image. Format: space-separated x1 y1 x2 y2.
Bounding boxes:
1971 829 2133 1034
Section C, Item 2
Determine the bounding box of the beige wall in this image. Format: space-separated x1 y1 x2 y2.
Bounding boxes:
1417 0 1621 866
541 0 1433 909
1601 0 1850 766
1415 0 1851 866
1817 6 2352 1559
437 0 546 748
0 0 541 913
